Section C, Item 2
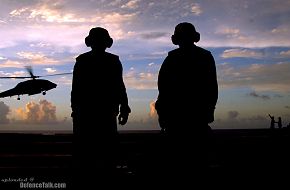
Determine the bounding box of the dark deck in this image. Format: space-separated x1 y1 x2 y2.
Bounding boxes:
0 128 289 187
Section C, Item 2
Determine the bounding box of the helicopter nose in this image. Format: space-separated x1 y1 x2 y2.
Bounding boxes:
51 83 57 88
47 81 57 89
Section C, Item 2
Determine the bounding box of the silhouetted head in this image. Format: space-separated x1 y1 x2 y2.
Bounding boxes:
171 22 200 46
85 27 113 51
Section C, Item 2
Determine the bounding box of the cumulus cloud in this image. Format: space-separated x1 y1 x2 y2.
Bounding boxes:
121 100 159 130
0 101 10 124
124 72 157 90
15 99 57 124
149 101 157 119
124 64 159 90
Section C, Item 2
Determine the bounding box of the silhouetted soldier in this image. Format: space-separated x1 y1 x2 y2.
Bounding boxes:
277 117 282 129
154 22 218 179
269 114 275 129
71 27 131 185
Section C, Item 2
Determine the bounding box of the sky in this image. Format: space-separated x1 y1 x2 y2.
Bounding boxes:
0 0 290 132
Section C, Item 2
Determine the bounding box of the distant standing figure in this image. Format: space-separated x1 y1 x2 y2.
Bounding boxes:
154 22 218 177
269 114 275 129
71 27 131 182
277 117 282 129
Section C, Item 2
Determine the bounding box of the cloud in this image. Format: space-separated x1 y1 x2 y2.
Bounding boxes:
221 49 263 59
0 70 26 78
0 101 10 124
1 1 137 50
17 51 59 65
191 3 202 15
218 62 290 92
9 2 84 23
243 115 268 121
280 50 290 57
149 101 157 119
3 0 290 49
213 27 250 45
15 99 57 124
247 91 270 100
271 25 290 36
214 114 269 129
228 110 239 120
122 100 159 130
0 20 6 24
218 28 240 36
124 63 160 90
53 75 72 86
0 53 64 69
140 32 168 39
124 71 158 90
8 0 136 27
0 60 23 68
0 56 7 60
121 0 139 9
44 68 57 73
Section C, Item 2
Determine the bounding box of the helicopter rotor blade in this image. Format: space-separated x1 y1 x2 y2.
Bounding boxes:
37 72 73 77
0 65 72 79
0 76 33 79
0 73 71 79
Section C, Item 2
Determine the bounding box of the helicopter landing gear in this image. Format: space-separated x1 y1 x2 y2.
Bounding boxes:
17 95 20 100
42 91 46 95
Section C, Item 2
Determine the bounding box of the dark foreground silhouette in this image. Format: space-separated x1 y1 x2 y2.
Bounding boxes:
71 27 131 187
154 22 218 179
0 128 290 188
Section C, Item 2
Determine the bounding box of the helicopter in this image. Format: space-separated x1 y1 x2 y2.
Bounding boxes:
0 66 72 100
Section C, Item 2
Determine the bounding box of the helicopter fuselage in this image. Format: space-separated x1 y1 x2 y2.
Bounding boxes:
0 79 57 99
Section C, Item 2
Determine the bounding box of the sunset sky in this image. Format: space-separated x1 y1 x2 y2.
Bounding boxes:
0 0 290 132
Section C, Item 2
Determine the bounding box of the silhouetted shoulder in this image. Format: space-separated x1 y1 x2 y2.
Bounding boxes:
168 45 212 57
104 52 119 59
76 51 119 61
75 51 92 62
195 46 212 55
